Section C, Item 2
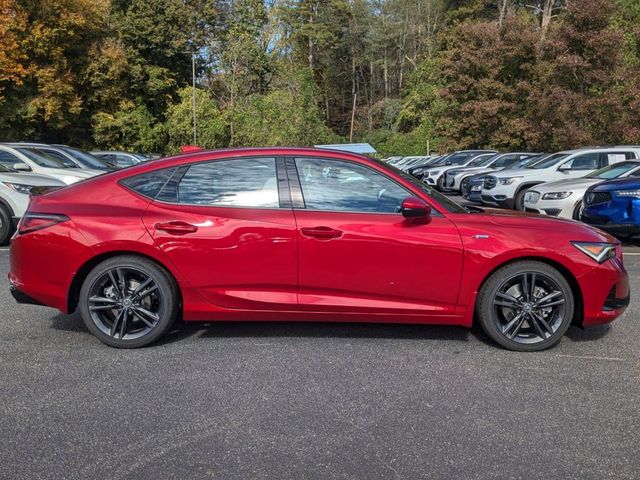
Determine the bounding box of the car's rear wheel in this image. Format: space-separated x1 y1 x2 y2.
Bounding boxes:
79 255 179 348
0 205 11 245
477 261 575 352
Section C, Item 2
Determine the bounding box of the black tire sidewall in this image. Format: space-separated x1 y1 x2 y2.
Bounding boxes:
515 189 528 211
477 261 575 352
78 255 179 348
0 205 11 245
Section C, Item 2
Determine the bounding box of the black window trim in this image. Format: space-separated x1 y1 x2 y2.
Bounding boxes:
286 155 444 216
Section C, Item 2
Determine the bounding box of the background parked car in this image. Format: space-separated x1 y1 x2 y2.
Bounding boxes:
7 143 116 171
419 150 497 189
0 163 65 244
0 144 102 184
482 147 640 210
406 156 442 177
524 160 640 219
91 151 147 169
463 155 546 202
443 152 540 194
581 176 640 239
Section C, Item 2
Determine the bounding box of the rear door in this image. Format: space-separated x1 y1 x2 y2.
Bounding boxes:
141 156 298 311
288 156 464 316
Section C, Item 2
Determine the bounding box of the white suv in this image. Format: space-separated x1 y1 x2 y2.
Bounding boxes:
0 164 66 244
481 147 640 210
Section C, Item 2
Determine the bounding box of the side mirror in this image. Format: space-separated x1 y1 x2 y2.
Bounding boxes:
13 163 31 172
558 164 571 172
401 196 432 220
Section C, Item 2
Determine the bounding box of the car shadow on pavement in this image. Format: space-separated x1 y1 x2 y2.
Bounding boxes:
565 324 612 342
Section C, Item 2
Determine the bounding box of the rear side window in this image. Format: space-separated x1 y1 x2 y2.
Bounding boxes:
174 157 279 208
121 168 177 199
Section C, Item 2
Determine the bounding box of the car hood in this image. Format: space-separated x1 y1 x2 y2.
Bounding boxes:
472 207 616 243
589 177 640 192
531 177 598 193
0 172 66 186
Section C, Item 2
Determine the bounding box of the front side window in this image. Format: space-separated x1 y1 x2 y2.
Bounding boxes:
493 155 519 168
295 157 410 213
0 151 23 170
561 153 600 170
176 157 279 208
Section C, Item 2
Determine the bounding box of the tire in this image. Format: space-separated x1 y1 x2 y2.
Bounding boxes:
514 188 529 211
476 261 575 352
436 176 444 191
78 255 179 348
0 205 11 245
572 201 583 221
460 177 470 196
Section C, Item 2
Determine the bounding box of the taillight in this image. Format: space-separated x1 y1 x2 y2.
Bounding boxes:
18 213 69 234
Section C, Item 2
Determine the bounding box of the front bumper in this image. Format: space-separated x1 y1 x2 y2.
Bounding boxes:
523 197 575 218
481 194 515 209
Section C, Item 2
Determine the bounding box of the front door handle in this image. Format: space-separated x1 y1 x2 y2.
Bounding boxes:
155 221 198 235
300 226 343 240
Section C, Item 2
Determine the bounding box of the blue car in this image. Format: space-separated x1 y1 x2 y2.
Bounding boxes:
581 176 640 239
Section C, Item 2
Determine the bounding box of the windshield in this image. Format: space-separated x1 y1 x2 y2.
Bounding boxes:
16 148 70 168
586 161 639 179
61 147 109 169
446 152 477 165
526 153 570 169
468 154 494 167
375 159 467 213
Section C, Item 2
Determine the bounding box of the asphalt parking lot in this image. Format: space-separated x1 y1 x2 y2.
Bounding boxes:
0 245 639 480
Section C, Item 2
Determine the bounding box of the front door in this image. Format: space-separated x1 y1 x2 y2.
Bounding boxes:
288 156 464 316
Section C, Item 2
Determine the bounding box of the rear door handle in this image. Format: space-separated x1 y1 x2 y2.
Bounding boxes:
155 221 198 235
300 226 343 240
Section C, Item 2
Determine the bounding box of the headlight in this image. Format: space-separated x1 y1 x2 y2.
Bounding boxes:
412 168 426 175
471 185 481 192
498 176 523 185
428 170 441 176
571 242 617 264
2 182 34 194
615 189 640 198
542 192 572 200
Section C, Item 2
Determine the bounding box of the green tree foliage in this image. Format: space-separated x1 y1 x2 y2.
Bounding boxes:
165 87 228 153
227 67 340 147
0 0 638 154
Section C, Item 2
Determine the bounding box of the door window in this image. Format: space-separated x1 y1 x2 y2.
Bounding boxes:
561 153 600 170
295 157 410 213
175 157 279 208
0 151 24 170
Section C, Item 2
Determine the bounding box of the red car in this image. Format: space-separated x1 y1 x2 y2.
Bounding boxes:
8 148 630 351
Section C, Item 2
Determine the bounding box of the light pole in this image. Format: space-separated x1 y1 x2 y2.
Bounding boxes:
191 51 197 146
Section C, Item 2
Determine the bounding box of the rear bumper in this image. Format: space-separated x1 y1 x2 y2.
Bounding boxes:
9 284 44 306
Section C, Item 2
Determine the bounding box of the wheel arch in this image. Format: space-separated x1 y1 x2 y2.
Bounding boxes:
472 255 584 327
515 182 545 199
67 250 183 314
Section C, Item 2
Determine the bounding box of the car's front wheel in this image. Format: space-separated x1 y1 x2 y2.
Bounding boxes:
477 261 575 351
78 255 179 348
0 205 12 245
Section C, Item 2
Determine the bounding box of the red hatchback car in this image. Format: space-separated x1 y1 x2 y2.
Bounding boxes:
8 148 630 351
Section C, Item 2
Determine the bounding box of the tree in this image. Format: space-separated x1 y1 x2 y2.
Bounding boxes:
164 87 228 152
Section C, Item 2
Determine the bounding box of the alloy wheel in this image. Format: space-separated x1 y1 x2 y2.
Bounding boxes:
492 272 566 344
87 267 162 340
